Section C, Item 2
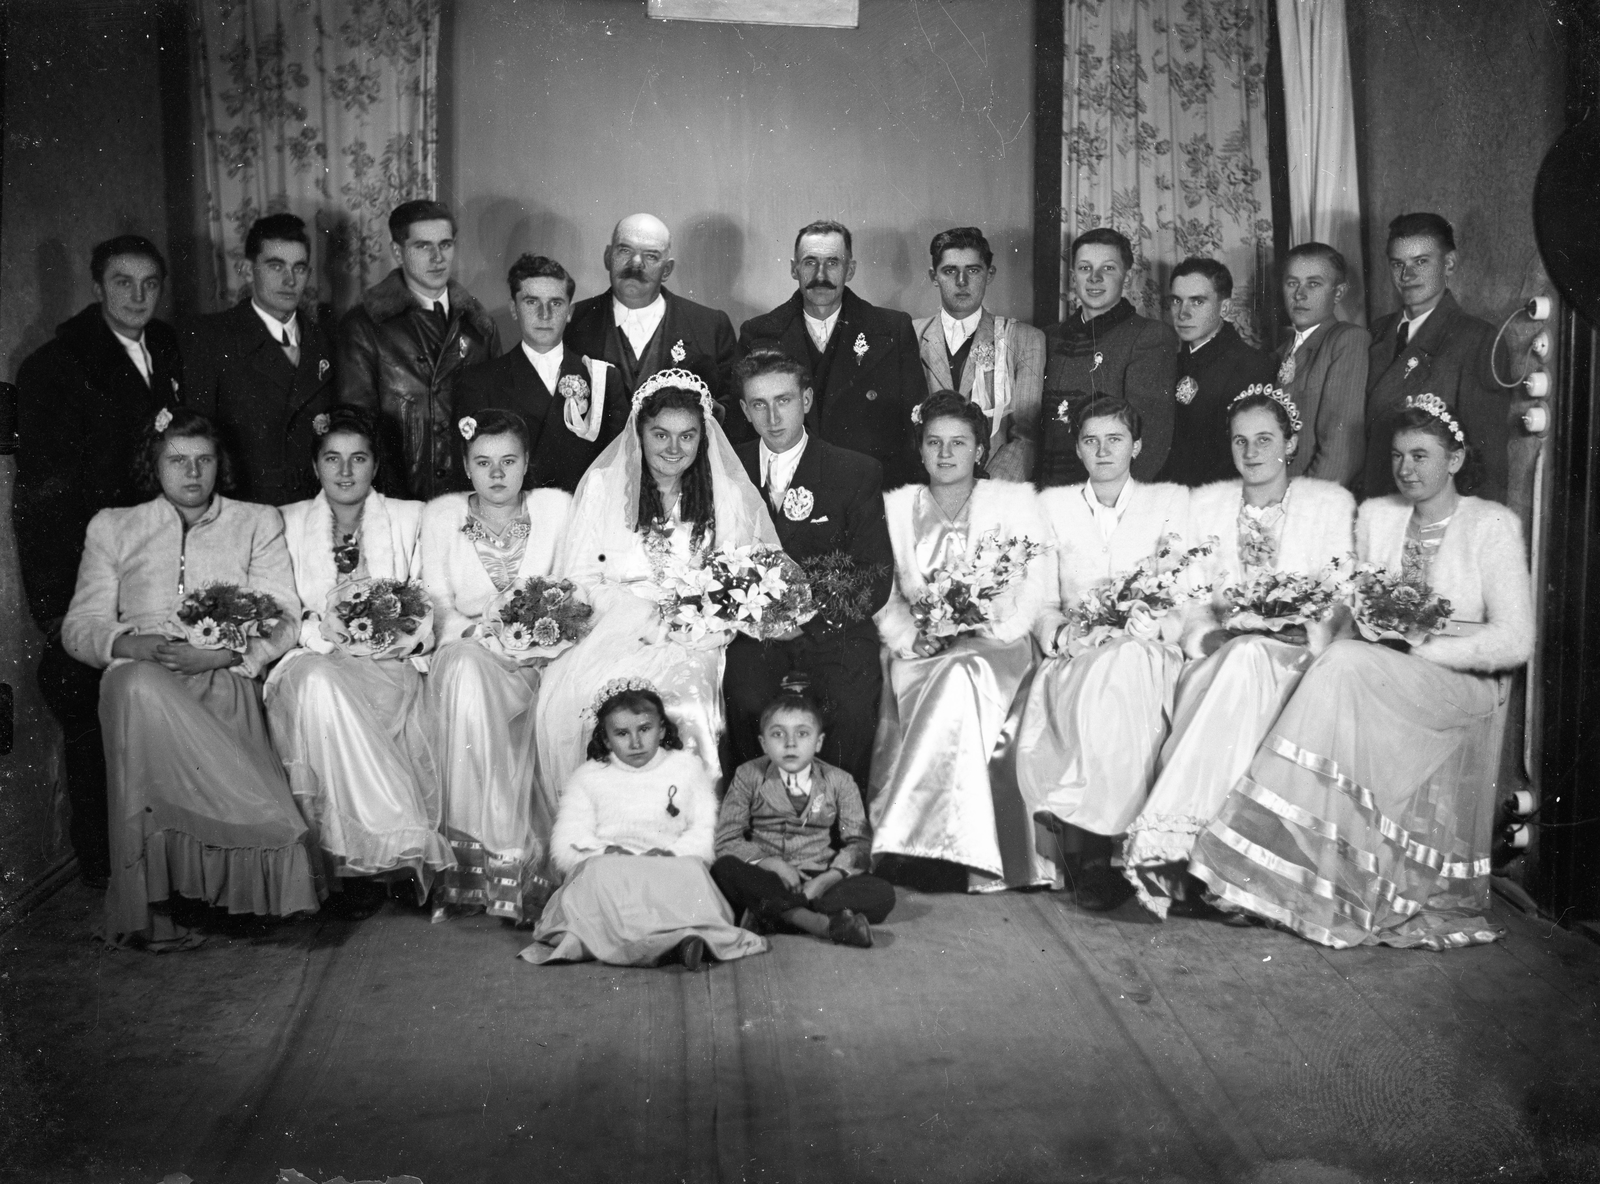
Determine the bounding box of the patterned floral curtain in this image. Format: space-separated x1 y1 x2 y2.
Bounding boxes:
194 0 441 313
1059 0 1276 345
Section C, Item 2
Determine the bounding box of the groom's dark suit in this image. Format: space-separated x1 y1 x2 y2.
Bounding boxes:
722 435 894 791
452 345 628 492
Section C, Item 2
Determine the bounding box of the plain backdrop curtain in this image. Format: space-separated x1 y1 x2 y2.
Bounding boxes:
1059 0 1277 345
193 0 441 313
1276 0 1365 323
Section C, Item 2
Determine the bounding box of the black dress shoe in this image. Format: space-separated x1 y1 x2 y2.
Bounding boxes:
827 908 873 948
677 935 706 971
1075 862 1132 913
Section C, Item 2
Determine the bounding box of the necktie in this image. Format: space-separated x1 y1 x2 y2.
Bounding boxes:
763 464 779 509
136 339 153 387
1394 319 1410 360
431 300 449 334
281 326 300 368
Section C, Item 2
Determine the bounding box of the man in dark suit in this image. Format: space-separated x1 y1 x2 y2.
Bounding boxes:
454 254 627 492
1363 212 1508 501
1276 242 1368 486
14 234 183 887
1158 257 1279 487
182 213 336 506
562 213 737 415
721 348 894 790
737 220 929 488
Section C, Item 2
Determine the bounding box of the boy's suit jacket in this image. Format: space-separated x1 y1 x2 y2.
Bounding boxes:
1276 318 1369 486
912 308 1047 482
714 755 871 874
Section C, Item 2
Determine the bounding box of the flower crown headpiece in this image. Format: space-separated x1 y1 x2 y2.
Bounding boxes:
1229 383 1303 435
631 368 717 421
1404 393 1465 445
582 676 661 722
153 407 173 433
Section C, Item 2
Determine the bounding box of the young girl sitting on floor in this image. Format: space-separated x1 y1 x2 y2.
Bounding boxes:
519 680 769 971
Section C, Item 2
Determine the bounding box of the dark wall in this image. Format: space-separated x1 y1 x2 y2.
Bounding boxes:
445 0 1036 342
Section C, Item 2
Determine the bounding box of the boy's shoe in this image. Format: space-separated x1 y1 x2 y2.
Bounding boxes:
737 907 773 936
827 908 873 948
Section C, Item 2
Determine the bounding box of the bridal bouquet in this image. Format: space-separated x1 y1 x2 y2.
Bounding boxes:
1351 565 1453 646
1220 559 1353 637
1069 534 1217 645
661 545 817 643
321 579 432 659
799 551 890 632
481 577 594 662
170 582 284 652
910 530 1049 642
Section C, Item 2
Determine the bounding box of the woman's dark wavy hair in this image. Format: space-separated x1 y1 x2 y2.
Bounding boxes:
460 407 533 488
1073 395 1143 442
133 407 235 496
1226 391 1299 456
635 387 715 547
1392 404 1481 495
915 389 990 480
585 687 684 762
309 404 380 462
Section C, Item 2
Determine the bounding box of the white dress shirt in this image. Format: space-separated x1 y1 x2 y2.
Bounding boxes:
1082 477 1135 544
1186 325 1222 354
759 432 810 505
782 766 813 796
940 307 982 354
522 340 564 393
111 327 153 387
252 300 299 350
614 294 666 357
804 308 840 352
1290 322 1323 356
1398 305 1435 345
405 282 448 318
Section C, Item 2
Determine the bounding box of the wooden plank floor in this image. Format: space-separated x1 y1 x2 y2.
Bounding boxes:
5 880 1600 1184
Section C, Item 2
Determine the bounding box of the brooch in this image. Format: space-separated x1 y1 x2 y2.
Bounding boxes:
1175 376 1199 405
557 374 589 402
1090 350 1104 372
1278 355 1296 385
782 486 815 521
1403 356 1420 379
318 358 330 380
666 785 680 817
971 340 995 369
670 339 687 364
853 333 868 365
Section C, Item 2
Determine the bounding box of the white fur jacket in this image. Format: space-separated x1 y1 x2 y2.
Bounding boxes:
1357 495 1533 673
419 489 572 644
280 491 423 649
1033 480 1190 652
875 479 1056 658
1183 476 1356 648
548 748 717 879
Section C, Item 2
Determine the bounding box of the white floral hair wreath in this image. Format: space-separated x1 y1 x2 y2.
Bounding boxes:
582 675 661 722
1228 383 1303 436
153 407 173 433
1404 392 1465 445
631 368 717 421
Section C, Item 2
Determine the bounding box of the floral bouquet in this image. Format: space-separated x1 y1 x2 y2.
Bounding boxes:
1069 534 1217 648
910 530 1049 642
320 579 432 659
660 545 817 643
798 551 890 632
170 582 284 652
1220 559 1353 639
480 577 593 662
1351 565 1453 647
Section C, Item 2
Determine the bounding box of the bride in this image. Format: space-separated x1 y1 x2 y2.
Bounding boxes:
535 369 778 795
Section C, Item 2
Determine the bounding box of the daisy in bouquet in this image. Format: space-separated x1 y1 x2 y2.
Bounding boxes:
480 577 594 662
660 545 816 643
1351 564 1453 648
910 530 1049 645
320 579 433 659
1068 534 1217 650
1220 558 1354 641
170 582 284 652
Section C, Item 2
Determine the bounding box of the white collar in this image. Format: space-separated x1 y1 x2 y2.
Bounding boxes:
759 431 809 495
1401 305 1436 338
779 764 813 793
1082 476 1135 514
940 307 983 352
521 339 564 387
1290 321 1325 353
803 306 841 335
406 281 448 314
613 293 665 326
1186 325 1223 354
252 299 298 345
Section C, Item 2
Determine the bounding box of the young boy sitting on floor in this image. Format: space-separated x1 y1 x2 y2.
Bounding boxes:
711 686 895 948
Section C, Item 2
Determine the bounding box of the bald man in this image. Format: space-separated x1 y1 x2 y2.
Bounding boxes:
563 213 737 415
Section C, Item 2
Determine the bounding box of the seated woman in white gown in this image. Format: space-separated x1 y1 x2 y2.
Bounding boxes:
536 369 778 796
63 407 320 948
265 406 453 903
1015 397 1190 910
1191 396 1533 948
869 391 1056 892
520 680 767 969
420 409 572 922
1123 387 1355 918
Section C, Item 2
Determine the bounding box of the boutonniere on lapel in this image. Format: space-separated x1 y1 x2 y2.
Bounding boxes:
1090 350 1104 372
458 336 469 359
557 373 590 402
1278 355 1296 385
1403 356 1420 380
971 340 996 370
318 358 330 381
670 339 687 364
853 333 869 366
782 486 815 522
1175 376 1199 405
170 377 180 396
312 413 331 435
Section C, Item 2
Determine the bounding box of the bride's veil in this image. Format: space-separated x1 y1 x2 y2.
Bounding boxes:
554 369 779 575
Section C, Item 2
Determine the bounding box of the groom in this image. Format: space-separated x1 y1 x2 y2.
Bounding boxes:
722 348 894 791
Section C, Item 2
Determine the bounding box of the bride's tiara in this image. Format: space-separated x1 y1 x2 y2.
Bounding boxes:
1229 383 1303 435
1405 392 1465 445
582 676 661 722
632 368 718 421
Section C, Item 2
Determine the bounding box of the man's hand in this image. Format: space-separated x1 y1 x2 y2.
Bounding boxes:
801 869 845 901
757 857 804 890
155 642 238 676
642 847 674 857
